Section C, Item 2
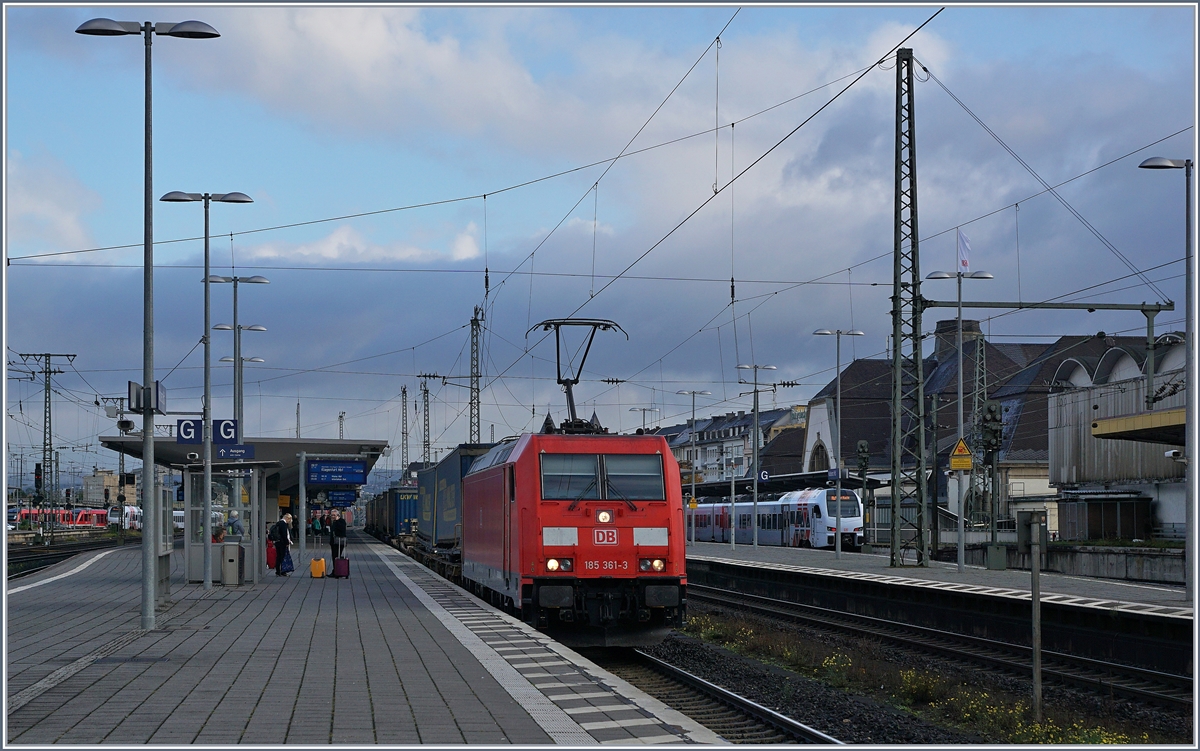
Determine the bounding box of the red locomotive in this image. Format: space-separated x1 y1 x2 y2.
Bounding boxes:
462 431 687 647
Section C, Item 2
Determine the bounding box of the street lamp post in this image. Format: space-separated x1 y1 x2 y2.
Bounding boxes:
1139 157 1194 601
213 275 268 547
76 16 220 630
927 269 993 573
737 364 776 547
677 390 711 546
628 406 660 433
814 329 865 560
160 191 252 590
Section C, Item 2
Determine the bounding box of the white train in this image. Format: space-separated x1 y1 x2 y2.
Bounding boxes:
691 488 864 550
107 505 143 530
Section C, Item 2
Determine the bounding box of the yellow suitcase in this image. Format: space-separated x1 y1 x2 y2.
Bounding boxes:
310 557 326 578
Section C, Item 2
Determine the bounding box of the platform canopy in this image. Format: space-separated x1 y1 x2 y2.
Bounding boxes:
689 469 884 498
98 435 389 499
1090 407 1184 446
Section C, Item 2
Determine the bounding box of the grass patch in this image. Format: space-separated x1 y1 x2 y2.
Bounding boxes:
682 610 1170 743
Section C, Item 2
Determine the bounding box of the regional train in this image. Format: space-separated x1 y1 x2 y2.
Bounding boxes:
691 488 864 550
14 507 110 529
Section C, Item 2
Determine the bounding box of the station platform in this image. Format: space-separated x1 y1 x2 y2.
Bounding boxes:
686 540 1193 617
6 533 723 745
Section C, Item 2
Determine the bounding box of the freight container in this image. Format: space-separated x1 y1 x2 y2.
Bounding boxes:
417 444 494 552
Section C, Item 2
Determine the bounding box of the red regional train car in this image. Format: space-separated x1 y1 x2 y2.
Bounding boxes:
462 432 687 647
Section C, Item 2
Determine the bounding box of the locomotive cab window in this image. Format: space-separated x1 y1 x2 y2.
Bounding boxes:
603 455 664 501
541 454 599 500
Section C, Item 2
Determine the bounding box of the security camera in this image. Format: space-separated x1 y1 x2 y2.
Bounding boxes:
187 452 200 462
1165 449 1183 460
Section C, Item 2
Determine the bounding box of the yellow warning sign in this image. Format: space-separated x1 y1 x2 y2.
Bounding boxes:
949 438 973 471
688 500 698 509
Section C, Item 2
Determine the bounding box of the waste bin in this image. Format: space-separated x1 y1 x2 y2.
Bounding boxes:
222 542 241 586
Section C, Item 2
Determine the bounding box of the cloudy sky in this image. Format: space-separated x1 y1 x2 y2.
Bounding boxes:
5 4 1195 491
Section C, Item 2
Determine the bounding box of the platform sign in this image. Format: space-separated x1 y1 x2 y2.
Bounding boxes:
215 444 254 460
328 490 356 503
213 419 238 444
307 460 366 485
176 419 202 444
949 438 973 471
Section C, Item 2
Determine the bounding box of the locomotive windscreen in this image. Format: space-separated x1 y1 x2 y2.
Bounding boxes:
540 454 664 501
603 455 664 500
540 455 599 500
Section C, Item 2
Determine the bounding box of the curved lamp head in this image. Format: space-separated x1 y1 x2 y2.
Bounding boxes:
245 325 267 332
216 192 253 203
1139 157 1187 170
245 357 265 363
967 271 994 280
75 18 138 36
846 330 866 336
813 329 834 336
219 357 235 363
242 275 270 284
160 191 198 202
162 20 220 39
209 276 234 284
926 270 955 280
212 324 233 331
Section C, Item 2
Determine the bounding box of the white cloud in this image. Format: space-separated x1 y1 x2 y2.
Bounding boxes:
6 149 100 255
243 223 483 264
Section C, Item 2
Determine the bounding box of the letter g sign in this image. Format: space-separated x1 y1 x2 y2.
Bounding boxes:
214 419 238 444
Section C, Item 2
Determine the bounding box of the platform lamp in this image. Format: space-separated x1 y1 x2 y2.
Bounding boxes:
814 329 864 560
927 269 993 573
629 406 659 433
160 190 252 591
1139 156 1193 601
76 16 220 631
736 363 776 547
677 389 711 545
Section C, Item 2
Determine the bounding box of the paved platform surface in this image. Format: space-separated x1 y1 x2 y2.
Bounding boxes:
686 540 1193 614
7 533 723 745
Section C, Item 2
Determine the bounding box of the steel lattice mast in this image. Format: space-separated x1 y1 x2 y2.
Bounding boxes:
401 386 409 480
470 306 482 443
889 48 929 567
421 380 431 465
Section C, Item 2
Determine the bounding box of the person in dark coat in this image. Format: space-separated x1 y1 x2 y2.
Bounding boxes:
273 513 293 576
330 510 348 560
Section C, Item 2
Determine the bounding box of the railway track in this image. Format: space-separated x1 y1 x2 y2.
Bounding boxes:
6 537 141 580
690 583 1193 711
589 648 841 744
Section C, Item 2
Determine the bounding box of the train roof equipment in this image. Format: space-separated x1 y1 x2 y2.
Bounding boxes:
526 318 627 435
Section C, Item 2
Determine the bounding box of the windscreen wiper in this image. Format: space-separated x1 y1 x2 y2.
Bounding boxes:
605 480 638 511
566 479 597 511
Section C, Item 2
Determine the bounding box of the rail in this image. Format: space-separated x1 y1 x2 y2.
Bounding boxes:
689 584 1192 711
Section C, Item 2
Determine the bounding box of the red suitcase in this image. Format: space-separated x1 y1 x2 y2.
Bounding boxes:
330 557 350 579
266 542 277 569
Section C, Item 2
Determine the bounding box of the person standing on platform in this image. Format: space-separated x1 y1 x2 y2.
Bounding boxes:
311 513 322 541
330 510 347 561
273 513 293 577
227 510 245 536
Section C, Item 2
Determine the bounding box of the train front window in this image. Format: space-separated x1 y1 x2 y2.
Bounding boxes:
541 455 599 501
604 455 664 501
828 500 861 517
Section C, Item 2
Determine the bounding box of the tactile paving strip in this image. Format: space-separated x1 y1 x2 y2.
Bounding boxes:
371 545 722 745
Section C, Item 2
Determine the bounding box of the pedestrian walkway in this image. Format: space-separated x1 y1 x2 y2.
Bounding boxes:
687 540 1192 614
7 533 723 745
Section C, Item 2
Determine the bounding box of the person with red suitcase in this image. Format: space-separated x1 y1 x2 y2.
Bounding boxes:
329 510 349 578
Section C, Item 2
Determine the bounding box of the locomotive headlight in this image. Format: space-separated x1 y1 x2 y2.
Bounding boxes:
559 558 573 572
546 558 572 572
639 558 666 572
597 510 613 524
546 559 560 572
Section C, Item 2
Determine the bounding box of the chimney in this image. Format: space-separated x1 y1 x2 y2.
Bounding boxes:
935 318 983 363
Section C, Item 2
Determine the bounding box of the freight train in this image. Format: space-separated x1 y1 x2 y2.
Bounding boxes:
691 488 864 550
367 432 688 646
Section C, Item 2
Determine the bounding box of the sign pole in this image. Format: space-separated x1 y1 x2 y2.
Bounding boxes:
298 450 306 565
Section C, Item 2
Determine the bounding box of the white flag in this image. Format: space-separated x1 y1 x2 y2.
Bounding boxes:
956 228 971 273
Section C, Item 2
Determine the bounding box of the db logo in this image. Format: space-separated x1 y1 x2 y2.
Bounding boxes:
593 528 618 546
